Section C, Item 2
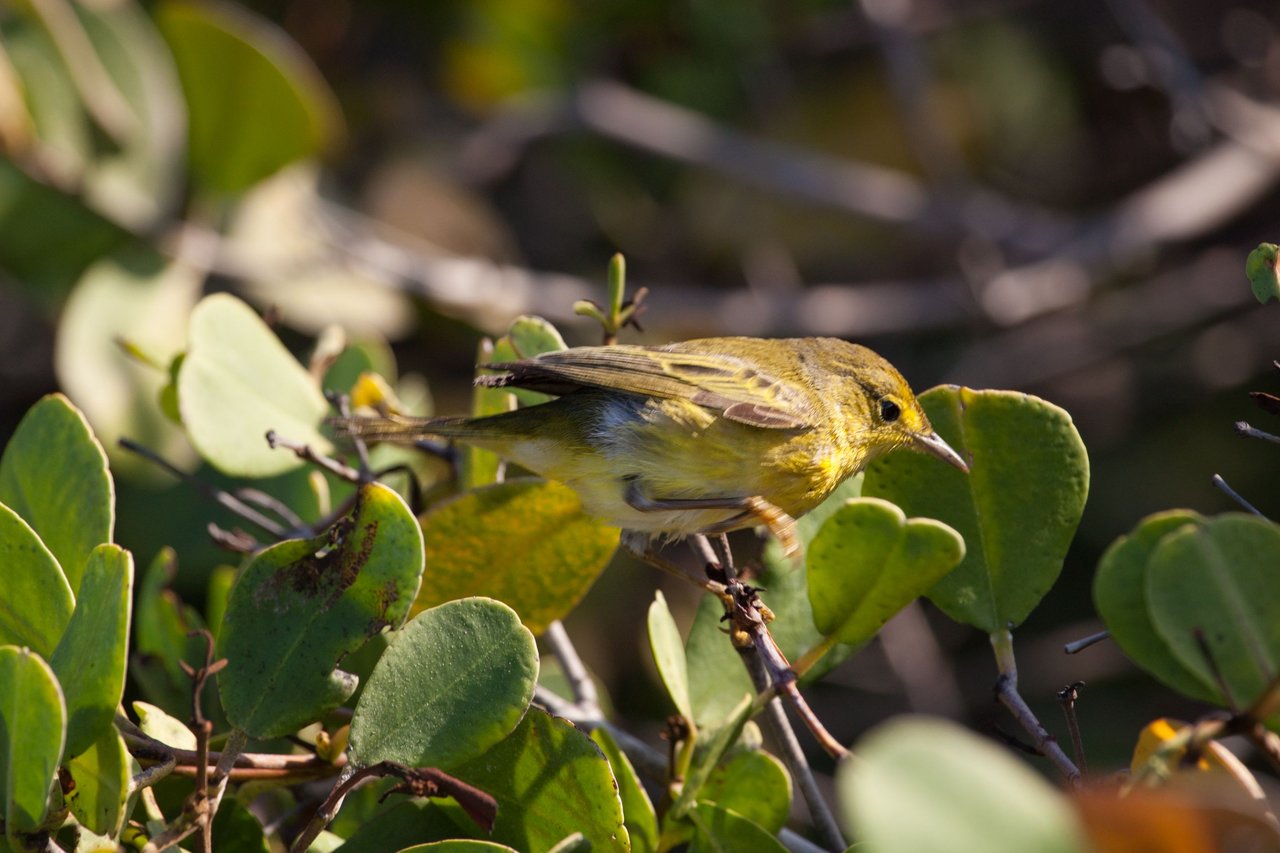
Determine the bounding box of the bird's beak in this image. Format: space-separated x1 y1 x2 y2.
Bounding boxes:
914 430 969 474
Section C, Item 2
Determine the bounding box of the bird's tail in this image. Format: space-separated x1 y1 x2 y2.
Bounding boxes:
330 414 482 444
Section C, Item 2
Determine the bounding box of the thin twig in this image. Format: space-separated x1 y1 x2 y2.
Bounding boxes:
1056 682 1089 778
740 645 847 852
266 430 363 483
990 629 1082 787
1211 474 1264 517
118 437 287 538
1234 421 1280 445
231 488 306 531
1063 629 1111 655
543 621 599 710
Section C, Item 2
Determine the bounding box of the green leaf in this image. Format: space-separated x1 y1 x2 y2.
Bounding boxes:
697 750 791 835
132 548 208 715
1246 243 1280 304
0 646 65 839
592 728 658 853
648 590 694 721
349 597 537 769
684 592 753 730
417 479 619 635
399 843 519 852
489 316 567 407
155 0 341 193
331 801 464 853
1146 514 1280 717
210 797 270 853
0 502 73 658
65 728 129 837
178 292 332 477
668 694 753 822
131 700 196 750
863 387 1089 633
841 716 1087 853
1093 510 1220 704
0 393 113 593
50 544 133 759
688 802 786 853
806 498 963 651
451 709 627 852
217 482 424 738
54 251 201 483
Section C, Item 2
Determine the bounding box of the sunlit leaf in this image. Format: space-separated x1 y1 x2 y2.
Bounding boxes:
648 589 694 722
217 483 423 738
65 728 129 837
0 393 113 593
0 502 73 658
349 597 537 770
178 292 331 477
0 646 65 839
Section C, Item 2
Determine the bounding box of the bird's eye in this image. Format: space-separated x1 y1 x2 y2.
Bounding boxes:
879 398 901 423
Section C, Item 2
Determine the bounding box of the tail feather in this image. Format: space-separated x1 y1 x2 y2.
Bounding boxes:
330 414 476 443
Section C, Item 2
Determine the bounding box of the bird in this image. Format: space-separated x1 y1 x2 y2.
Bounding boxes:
332 336 968 558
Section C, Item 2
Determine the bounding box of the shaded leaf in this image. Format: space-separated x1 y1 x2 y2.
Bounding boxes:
698 750 791 835
54 251 200 483
178 292 331 477
669 694 753 822
0 393 113 593
451 709 627 852
0 646 65 838
1093 510 1219 704
864 387 1089 633
217 483 423 738
399 843 518 852
1246 243 1280 304
349 597 537 770
50 544 133 759
839 716 1088 853
0 502 73 658
132 548 207 715
1146 514 1280 718
156 0 341 193
417 479 618 634
688 802 785 853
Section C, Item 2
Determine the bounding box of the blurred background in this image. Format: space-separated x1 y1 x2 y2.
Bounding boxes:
3 0 1280 773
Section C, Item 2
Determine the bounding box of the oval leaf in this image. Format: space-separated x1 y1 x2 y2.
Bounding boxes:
156 0 341 193
217 482 424 738
178 292 332 477
0 503 73 658
349 597 538 770
0 646 65 837
839 716 1089 853
0 393 113 593
648 590 694 722
50 544 133 759
418 479 618 634
688 802 786 853
65 728 130 837
1093 510 1220 704
1146 514 1280 717
697 750 791 836
807 497 964 648
450 709 627 852
592 728 658 853
863 387 1089 633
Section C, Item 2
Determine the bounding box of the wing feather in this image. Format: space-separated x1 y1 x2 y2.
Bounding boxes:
478 344 815 429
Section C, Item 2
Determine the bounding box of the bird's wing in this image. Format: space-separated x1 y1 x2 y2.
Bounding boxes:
479 345 816 429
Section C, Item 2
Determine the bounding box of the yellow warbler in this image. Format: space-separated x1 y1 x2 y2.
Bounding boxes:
334 337 967 555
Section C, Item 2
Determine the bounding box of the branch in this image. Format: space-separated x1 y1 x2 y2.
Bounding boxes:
990 629 1083 787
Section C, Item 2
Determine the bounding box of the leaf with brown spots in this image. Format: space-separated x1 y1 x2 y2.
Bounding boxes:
216 483 424 738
